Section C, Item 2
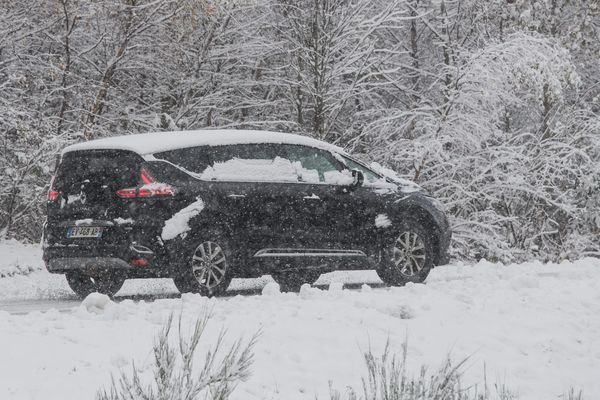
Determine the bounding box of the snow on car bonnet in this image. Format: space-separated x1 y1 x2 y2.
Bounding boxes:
61 129 347 158
369 162 422 193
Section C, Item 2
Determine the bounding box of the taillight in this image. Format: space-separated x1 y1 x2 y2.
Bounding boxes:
130 258 150 267
115 188 137 198
140 168 154 185
48 191 60 201
47 176 60 201
116 168 175 199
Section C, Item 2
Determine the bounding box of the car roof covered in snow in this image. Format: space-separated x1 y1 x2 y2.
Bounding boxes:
61 129 347 157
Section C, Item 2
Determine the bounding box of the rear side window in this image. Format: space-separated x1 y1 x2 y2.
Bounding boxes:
154 144 348 184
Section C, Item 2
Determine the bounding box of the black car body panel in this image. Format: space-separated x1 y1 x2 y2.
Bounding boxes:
43 130 451 286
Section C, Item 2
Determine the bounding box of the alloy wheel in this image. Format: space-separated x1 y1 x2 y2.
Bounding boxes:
392 231 427 276
191 241 227 289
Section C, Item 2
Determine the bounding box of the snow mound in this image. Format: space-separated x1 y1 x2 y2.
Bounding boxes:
299 283 317 299
80 293 112 314
261 282 281 296
0 239 44 278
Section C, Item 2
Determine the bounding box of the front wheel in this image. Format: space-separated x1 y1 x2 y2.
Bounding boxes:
65 271 125 298
376 217 435 285
173 236 233 297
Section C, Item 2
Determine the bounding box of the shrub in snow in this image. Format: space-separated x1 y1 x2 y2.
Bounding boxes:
565 389 584 400
329 342 518 400
97 313 258 400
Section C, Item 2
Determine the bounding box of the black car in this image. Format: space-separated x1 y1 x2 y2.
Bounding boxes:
43 129 451 297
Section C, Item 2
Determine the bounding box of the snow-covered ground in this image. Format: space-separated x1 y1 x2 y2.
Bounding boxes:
1 240 599 399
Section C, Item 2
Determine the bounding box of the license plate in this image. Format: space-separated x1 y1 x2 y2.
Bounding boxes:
66 226 103 238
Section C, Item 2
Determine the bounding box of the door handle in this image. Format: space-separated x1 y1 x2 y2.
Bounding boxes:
227 194 246 198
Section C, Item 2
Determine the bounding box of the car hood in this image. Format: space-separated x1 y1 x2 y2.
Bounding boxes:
368 162 423 194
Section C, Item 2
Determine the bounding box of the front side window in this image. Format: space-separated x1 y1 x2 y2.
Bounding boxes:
338 155 382 183
154 143 353 184
284 145 348 183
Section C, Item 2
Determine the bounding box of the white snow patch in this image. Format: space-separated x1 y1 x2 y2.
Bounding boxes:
80 293 112 314
370 162 422 193
375 213 392 228
197 157 359 185
261 282 281 296
201 158 298 182
161 197 205 241
74 219 94 226
2 243 600 400
328 281 343 292
67 193 85 204
365 178 398 194
199 157 325 183
0 239 43 277
323 169 354 185
299 283 317 299
113 217 134 225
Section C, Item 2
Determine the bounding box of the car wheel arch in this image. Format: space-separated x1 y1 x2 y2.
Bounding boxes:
387 206 442 267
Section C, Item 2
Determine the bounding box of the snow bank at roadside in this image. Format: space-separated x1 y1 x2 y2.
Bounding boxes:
0 239 44 277
1 254 600 400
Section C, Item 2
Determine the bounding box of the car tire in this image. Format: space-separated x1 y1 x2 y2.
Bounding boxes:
65 271 125 298
173 233 234 297
376 216 435 285
272 269 321 292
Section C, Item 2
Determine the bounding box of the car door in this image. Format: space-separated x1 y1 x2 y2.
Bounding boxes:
332 154 390 250
281 144 363 249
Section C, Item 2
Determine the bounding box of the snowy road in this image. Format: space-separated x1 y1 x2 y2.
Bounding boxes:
1 240 600 400
0 268 384 314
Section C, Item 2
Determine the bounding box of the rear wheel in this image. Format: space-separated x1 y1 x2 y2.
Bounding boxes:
65 271 125 298
376 217 435 285
173 236 233 297
272 269 321 292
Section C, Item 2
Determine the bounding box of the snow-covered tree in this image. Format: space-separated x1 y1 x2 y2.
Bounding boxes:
1 0 599 262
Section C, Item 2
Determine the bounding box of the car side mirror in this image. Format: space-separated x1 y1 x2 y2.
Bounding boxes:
351 169 364 187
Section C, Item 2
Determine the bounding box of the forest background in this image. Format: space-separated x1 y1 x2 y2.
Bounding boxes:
1 0 599 262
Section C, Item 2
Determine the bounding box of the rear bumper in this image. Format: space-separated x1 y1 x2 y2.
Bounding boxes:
47 257 131 272
44 253 171 278
43 240 170 277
